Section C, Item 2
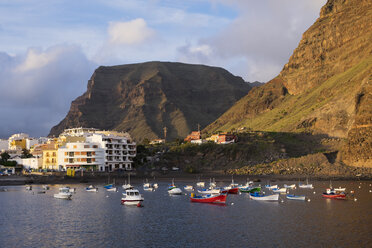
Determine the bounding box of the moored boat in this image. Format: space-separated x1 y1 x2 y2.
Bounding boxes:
121 189 144 206
196 182 205 187
334 187 346 192
168 179 182 195
299 178 313 189
249 192 279 201
54 187 72 200
322 188 346 199
153 183 159 189
286 194 306 201
272 187 287 194
25 185 32 191
265 185 278 190
184 185 194 191
190 192 227 204
42 185 50 190
144 185 155 191
86 185 98 192
284 184 296 189
197 188 221 195
239 187 261 193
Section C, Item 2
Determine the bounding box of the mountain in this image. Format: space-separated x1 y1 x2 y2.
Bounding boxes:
49 62 251 141
205 0 372 167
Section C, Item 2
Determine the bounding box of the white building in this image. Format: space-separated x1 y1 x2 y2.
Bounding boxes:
9 157 42 170
0 139 8 152
58 128 136 172
57 142 105 171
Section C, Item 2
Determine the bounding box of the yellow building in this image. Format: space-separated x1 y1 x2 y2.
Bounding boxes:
10 139 27 150
42 143 59 170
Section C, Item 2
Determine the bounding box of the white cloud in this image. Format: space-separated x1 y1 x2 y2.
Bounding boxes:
108 18 155 45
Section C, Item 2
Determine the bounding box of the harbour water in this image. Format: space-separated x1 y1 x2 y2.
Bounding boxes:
0 180 371 248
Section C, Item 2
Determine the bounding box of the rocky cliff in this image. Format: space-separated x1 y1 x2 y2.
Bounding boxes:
49 62 251 141
205 0 372 167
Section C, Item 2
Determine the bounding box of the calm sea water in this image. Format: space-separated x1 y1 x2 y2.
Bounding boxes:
0 180 371 248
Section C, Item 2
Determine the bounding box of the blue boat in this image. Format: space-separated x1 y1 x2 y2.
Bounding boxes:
104 184 114 189
286 194 306 201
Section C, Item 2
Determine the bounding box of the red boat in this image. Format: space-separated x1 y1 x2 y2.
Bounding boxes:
190 193 227 204
322 188 346 199
222 187 239 194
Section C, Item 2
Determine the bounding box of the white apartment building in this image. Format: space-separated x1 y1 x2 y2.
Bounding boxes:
57 128 136 172
58 142 105 171
86 133 136 172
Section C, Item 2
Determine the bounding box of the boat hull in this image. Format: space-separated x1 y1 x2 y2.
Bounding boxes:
322 193 346 199
239 187 261 193
190 194 227 204
250 194 279 201
286 195 306 201
121 199 144 205
54 194 72 200
168 188 182 195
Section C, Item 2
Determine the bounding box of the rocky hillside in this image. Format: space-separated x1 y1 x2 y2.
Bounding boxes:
49 62 251 141
205 0 372 167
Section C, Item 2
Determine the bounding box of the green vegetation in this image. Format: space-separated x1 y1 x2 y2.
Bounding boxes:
0 152 17 167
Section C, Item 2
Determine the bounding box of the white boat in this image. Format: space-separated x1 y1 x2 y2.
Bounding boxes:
238 180 254 189
153 183 159 189
272 187 287 193
168 180 182 195
122 184 133 190
86 185 98 192
198 188 221 195
265 185 278 189
209 178 217 188
54 187 72 200
25 185 32 191
284 184 296 189
249 192 279 201
42 185 50 190
68 187 76 193
334 187 346 192
184 185 194 191
299 178 313 189
196 182 205 187
143 185 155 191
121 189 144 206
107 187 117 192
286 194 306 201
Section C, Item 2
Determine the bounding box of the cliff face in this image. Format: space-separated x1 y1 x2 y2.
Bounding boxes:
205 0 372 167
49 62 251 141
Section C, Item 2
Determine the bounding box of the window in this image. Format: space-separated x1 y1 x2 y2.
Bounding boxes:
84 145 90 148
75 152 80 155
87 158 92 163
64 158 68 162
69 152 74 157
93 145 98 148
69 158 73 163
65 152 68 156
92 158 96 162
92 152 96 155
73 145 77 149
52 152 56 156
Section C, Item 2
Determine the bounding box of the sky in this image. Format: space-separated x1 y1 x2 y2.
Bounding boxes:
0 0 326 138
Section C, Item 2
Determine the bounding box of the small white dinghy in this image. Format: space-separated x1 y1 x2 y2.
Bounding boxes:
86 185 98 192
284 184 296 189
168 179 182 195
42 185 50 190
184 185 194 191
334 187 346 192
25 185 32 191
153 183 159 189
107 187 117 192
249 192 279 201
286 194 306 201
272 187 287 194
54 187 72 200
196 182 205 187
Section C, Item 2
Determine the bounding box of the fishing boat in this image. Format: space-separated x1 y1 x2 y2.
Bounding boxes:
239 186 261 193
223 178 239 194
153 183 159 189
334 187 346 192
143 179 151 188
322 188 346 199
238 179 254 189
249 192 279 201
298 178 313 189
25 185 32 191
104 183 114 189
284 184 296 189
196 181 205 187
86 185 98 192
190 192 227 204
265 185 278 190
54 187 72 200
197 187 221 195
184 185 194 191
286 194 306 201
209 178 217 188
121 189 144 206
42 185 50 190
272 187 287 193
168 180 182 195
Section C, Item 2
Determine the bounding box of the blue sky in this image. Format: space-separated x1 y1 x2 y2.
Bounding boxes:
0 0 326 138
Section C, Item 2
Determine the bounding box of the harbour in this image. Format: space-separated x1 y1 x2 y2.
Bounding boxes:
0 180 371 247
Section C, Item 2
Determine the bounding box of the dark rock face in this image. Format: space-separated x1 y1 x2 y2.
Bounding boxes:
205 0 372 167
49 62 251 141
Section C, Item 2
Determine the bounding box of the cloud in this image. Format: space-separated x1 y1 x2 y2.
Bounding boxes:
108 18 155 45
0 45 96 138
